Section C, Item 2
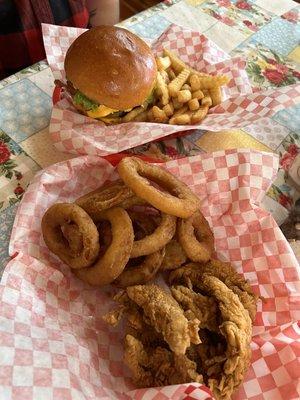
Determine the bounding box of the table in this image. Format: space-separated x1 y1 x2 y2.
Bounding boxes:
0 0 300 275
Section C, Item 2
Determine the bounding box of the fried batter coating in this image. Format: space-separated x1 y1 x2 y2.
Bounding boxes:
198 275 252 400
160 239 187 270
169 260 258 321
124 335 203 388
171 285 219 331
126 284 200 355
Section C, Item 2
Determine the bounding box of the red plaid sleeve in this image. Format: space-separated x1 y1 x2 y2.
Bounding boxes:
0 0 89 79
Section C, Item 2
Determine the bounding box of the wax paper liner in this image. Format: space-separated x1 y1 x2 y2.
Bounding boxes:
42 23 300 156
1 149 300 400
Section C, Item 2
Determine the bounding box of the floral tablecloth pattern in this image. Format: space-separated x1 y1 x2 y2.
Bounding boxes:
0 0 299 274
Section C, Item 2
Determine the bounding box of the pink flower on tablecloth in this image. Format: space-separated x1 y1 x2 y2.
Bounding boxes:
280 152 294 171
242 20 258 31
221 16 235 26
287 144 299 157
14 184 24 196
279 193 293 208
267 58 277 65
292 70 300 79
263 68 286 85
217 0 231 7
276 64 289 75
165 146 179 158
236 1 251 10
282 10 298 24
0 141 10 164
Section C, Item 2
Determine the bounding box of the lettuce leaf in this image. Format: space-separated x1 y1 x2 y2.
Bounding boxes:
73 91 99 110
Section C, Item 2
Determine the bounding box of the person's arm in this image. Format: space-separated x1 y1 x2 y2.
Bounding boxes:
86 0 120 26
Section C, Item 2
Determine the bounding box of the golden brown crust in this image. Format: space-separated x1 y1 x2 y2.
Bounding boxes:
64 26 157 110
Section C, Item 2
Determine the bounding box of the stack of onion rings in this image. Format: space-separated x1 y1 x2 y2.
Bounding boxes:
41 157 215 287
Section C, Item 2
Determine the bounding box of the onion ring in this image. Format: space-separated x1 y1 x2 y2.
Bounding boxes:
75 180 139 219
160 239 187 270
74 207 134 286
61 223 83 254
114 247 165 287
177 211 214 263
117 157 200 218
131 212 176 258
41 203 100 269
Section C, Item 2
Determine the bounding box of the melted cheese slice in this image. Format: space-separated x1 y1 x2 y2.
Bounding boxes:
87 105 118 118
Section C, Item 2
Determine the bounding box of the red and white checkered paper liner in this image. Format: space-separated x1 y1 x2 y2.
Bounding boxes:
1 150 300 400
42 23 300 157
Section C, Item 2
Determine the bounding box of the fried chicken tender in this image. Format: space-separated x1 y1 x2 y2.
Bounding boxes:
171 285 219 332
169 260 258 321
124 335 203 388
126 284 201 355
198 275 252 400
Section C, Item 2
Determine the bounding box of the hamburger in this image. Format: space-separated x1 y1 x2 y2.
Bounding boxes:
59 25 157 123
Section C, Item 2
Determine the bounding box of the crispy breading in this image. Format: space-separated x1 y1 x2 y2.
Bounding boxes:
198 275 252 400
126 284 200 355
169 260 258 321
124 335 203 388
171 285 219 331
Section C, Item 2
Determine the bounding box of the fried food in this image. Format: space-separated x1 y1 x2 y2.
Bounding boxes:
171 285 219 332
117 157 200 218
131 212 176 258
114 247 165 287
160 239 187 270
177 210 214 263
169 260 258 321
156 72 169 106
126 284 200 355
75 180 137 220
74 207 134 286
124 335 203 388
43 158 255 397
42 203 100 269
168 68 190 97
199 275 252 400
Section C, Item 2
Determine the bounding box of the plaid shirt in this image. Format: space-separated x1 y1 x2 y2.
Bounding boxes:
0 0 89 79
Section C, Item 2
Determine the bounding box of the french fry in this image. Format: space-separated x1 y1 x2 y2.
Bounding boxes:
100 116 121 125
163 103 174 117
168 68 190 97
189 74 201 91
167 68 176 80
156 71 169 106
209 86 222 106
188 98 200 111
201 96 212 107
177 90 192 103
152 106 168 123
173 105 188 117
172 97 182 110
169 114 191 125
163 48 189 74
191 105 209 124
182 84 192 91
160 70 170 84
192 89 204 100
132 110 149 122
156 56 171 71
163 48 210 76
197 75 229 89
123 106 145 122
